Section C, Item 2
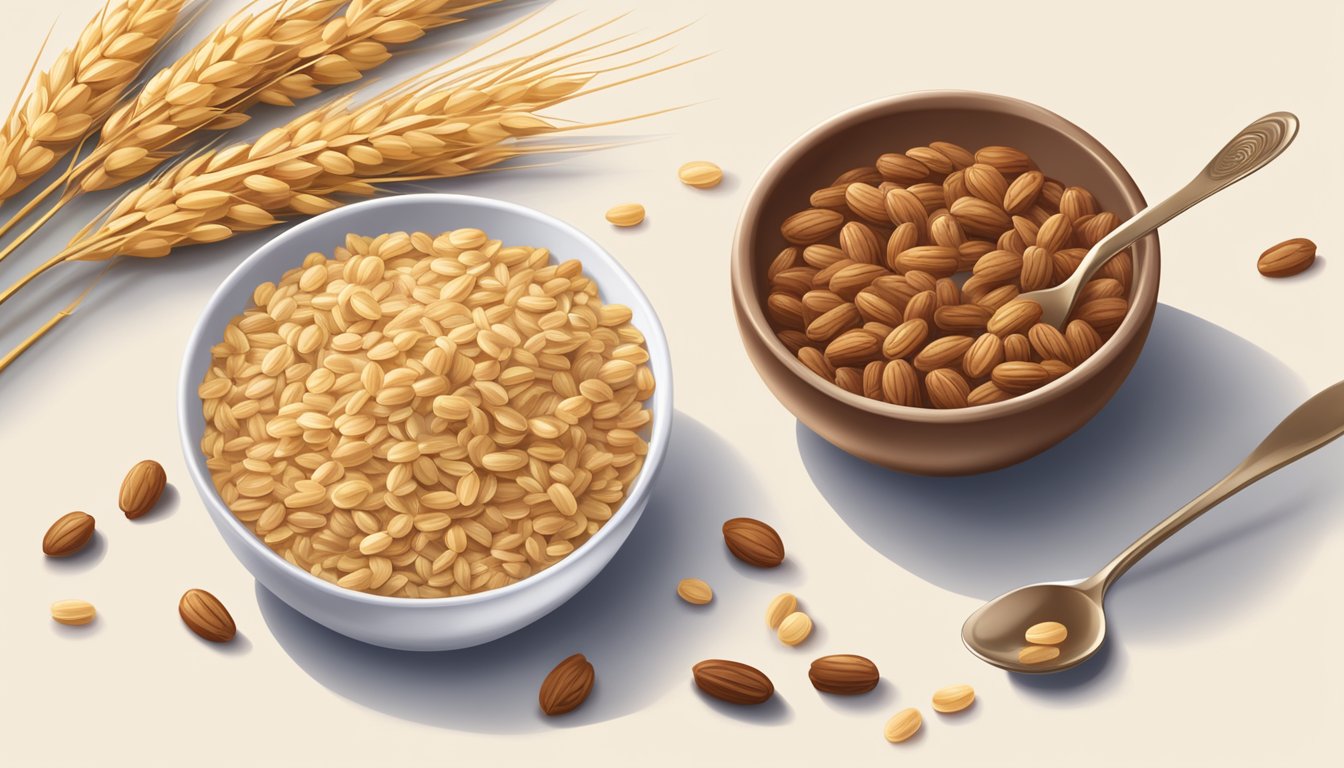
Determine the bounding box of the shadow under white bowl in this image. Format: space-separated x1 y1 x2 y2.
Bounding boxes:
178 194 673 651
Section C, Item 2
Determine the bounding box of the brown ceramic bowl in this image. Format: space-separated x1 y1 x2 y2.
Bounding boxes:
731 91 1159 475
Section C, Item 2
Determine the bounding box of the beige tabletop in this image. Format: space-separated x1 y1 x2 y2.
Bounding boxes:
2 0 1341 765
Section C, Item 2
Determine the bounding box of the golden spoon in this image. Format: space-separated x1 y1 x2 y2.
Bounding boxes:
962 379 1344 673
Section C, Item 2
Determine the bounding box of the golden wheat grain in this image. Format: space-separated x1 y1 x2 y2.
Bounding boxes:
0 0 184 204
51 599 97 625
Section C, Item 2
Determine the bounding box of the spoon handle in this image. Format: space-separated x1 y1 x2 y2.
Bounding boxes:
1084 378 1344 596
1065 112 1299 292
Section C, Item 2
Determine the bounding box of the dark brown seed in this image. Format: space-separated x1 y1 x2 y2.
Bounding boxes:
808 654 880 695
178 589 237 643
1257 237 1317 278
42 511 96 557
119 459 167 519
722 517 785 568
693 659 774 705
539 653 596 715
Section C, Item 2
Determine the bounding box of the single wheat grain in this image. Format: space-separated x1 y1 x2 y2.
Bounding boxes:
51 599 97 625
605 203 646 227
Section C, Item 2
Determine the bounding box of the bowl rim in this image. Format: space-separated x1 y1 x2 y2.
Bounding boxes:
731 89 1159 424
178 192 674 608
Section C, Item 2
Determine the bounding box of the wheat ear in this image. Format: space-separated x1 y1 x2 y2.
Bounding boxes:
0 0 502 256
0 0 185 205
82 0 506 192
62 24 686 264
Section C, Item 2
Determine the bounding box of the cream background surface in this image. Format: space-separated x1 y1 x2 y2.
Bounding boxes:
2 1 1341 765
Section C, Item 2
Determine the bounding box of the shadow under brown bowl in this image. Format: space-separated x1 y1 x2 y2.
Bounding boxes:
731 91 1160 476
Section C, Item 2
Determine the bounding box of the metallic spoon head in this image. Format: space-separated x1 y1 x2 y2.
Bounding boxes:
1016 275 1082 328
961 579 1107 674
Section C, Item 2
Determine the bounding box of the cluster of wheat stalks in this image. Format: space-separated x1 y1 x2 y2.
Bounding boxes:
0 0 684 373
0 0 497 242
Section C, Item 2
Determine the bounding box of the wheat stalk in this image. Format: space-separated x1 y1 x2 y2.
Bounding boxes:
0 0 185 206
0 16 689 367
0 264 112 374
75 24 681 261
82 0 505 192
0 0 502 257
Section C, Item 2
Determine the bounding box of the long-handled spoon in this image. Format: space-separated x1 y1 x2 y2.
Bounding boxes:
962 379 1344 673
1024 112 1299 327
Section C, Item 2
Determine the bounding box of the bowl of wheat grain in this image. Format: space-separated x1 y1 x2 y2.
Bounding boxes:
732 91 1159 475
180 194 672 651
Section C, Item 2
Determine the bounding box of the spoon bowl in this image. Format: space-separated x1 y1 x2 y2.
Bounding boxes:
962 380 1344 674
962 580 1106 674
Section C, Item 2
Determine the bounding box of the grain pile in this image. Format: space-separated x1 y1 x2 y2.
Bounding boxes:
199 228 655 597
764 142 1134 408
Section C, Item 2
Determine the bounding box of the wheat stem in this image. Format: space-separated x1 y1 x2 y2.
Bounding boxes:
0 306 68 374
0 250 66 307
0 201 70 278
0 262 109 374
0 167 74 251
0 125 104 253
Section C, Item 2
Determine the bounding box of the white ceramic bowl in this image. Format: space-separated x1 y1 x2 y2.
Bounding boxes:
178 194 673 651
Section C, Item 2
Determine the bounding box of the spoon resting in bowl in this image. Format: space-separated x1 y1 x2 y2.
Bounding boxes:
1025 112 1298 327
962 378 1344 674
